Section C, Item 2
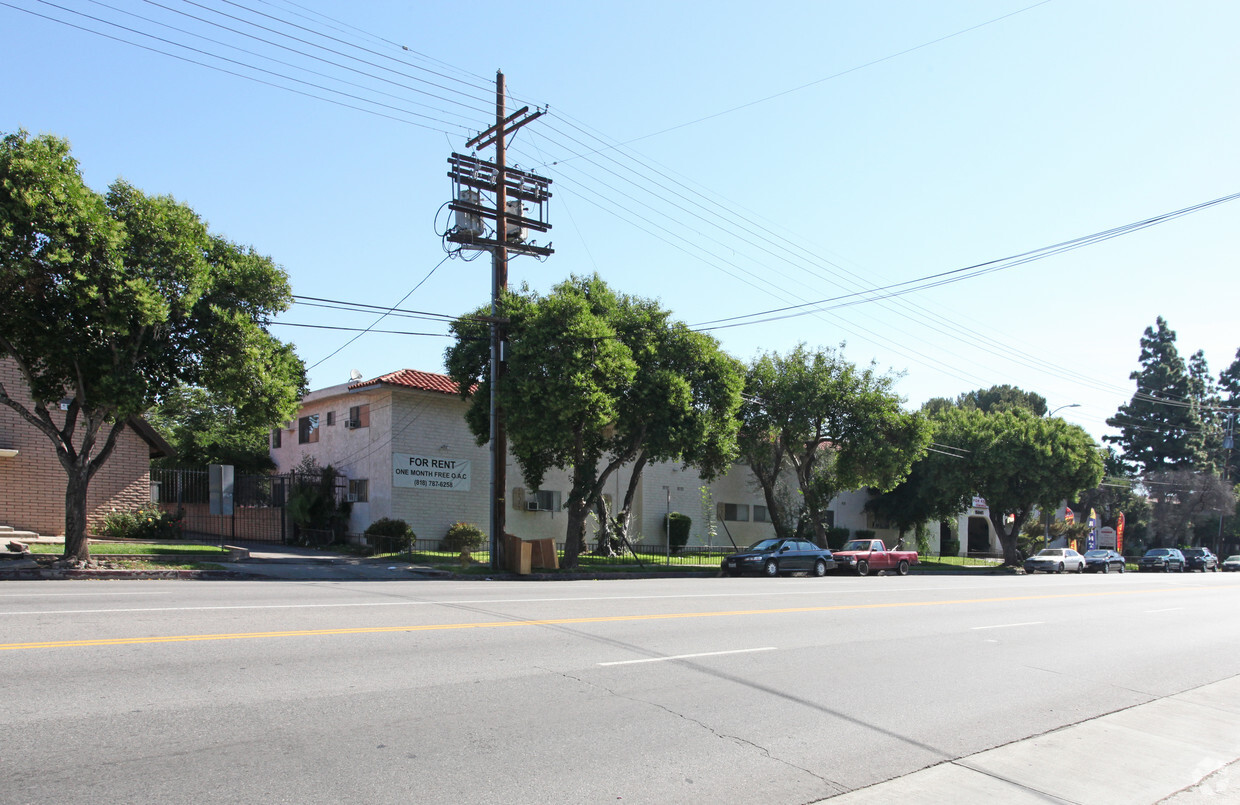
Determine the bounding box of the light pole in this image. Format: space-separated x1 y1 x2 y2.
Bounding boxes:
1044 403 1081 548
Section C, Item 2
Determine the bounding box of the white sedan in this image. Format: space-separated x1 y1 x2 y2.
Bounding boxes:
1024 548 1086 574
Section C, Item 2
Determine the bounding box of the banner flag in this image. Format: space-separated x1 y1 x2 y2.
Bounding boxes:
1117 512 1125 554
1087 508 1099 551
1064 507 1075 524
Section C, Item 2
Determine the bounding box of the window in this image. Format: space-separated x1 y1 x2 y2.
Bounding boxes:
528 490 561 512
753 505 770 523
325 411 336 426
347 479 369 503
720 503 749 522
348 404 370 429
298 414 320 444
271 428 282 449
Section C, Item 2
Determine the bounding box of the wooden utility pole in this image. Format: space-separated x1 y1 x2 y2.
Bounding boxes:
449 71 552 571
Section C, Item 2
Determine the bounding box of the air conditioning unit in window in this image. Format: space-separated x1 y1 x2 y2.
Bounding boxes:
344 419 360 429
345 493 359 503
526 500 540 511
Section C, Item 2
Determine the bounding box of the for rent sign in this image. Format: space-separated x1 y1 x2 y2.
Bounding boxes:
393 454 471 491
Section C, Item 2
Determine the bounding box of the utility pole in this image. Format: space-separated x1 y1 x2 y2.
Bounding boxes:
445 71 553 571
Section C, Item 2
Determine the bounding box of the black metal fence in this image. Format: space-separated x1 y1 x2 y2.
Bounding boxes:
151 468 346 545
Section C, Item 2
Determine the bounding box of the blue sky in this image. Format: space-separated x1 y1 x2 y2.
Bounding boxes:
4 0 1238 443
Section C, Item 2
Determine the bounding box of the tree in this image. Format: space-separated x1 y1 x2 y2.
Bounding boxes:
957 384 1048 416
0 131 304 561
1144 468 1235 548
931 406 1104 565
1216 348 1240 480
738 345 930 545
145 384 277 474
1069 447 1151 552
1105 317 1206 473
445 274 743 568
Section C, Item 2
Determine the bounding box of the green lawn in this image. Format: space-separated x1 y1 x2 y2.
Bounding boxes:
28 542 229 556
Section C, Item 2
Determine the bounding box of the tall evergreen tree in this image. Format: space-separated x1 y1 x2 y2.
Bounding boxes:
1188 349 1223 472
1217 349 1240 480
1105 317 1205 473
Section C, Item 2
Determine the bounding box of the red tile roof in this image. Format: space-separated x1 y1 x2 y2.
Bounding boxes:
348 369 462 395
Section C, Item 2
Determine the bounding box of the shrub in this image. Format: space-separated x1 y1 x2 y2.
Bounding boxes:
442 522 485 553
825 526 850 550
98 503 183 541
942 538 961 557
665 512 691 553
364 518 414 553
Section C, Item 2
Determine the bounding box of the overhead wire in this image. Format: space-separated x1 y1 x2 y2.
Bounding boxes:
11 1 1231 430
6 0 477 135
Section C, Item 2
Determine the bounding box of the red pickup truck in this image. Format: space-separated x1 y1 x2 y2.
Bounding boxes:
832 539 918 576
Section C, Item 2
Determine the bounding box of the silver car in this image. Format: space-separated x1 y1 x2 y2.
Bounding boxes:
1024 548 1086 574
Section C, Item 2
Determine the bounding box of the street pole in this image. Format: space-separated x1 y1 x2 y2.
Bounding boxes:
446 74 551 572
489 71 508 573
1045 403 1079 551
664 486 671 566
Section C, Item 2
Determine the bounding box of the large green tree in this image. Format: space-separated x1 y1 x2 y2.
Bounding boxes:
445 274 743 568
1105 317 1206 473
145 384 278 474
931 406 1104 565
0 131 305 561
738 345 930 545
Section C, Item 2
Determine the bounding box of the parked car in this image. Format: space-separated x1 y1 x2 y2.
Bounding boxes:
831 539 919 576
1182 547 1219 572
1138 548 1186 572
1223 555 1240 572
722 538 836 577
1024 548 1085 574
1083 549 1126 574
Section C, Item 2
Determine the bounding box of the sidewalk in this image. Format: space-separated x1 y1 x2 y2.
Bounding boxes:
212 541 451 581
828 675 1240 804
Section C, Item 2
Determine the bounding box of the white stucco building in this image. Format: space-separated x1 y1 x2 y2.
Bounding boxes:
269 368 938 551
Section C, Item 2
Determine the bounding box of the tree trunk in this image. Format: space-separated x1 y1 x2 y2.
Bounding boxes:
990 511 1028 566
63 467 91 562
562 499 591 568
593 497 616 557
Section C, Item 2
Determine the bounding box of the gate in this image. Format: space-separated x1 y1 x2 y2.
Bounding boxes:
152 468 292 544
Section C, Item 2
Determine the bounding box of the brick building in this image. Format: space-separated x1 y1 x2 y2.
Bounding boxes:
270 368 900 550
0 357 172 536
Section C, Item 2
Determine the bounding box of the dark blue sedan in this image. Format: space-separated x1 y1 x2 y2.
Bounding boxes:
722 538 837 577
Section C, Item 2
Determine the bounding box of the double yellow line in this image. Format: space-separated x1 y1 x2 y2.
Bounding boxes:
0 587 1207 651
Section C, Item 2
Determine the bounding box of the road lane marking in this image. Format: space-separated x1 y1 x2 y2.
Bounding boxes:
971 621 1044 630
0 587 1029 616
1145 607 1183 613
598 647 777 666
0 586 1219 652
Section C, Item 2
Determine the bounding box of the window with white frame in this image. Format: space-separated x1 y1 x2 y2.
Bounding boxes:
719 503 749 522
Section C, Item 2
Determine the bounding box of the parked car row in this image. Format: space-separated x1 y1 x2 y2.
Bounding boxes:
724 539 1237 578
720 538 918 577
1022 546 1229 575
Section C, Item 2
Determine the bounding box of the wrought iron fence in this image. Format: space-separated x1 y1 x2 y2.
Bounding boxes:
150 468 345 544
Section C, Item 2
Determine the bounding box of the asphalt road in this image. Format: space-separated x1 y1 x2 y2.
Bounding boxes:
3 570 1238 804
